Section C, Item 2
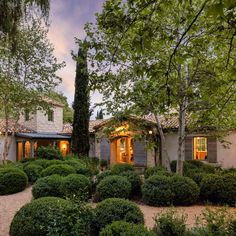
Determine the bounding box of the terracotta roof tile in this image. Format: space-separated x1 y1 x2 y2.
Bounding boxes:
0 119 35 134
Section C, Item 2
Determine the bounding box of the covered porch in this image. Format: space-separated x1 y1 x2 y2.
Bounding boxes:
15 133 71 161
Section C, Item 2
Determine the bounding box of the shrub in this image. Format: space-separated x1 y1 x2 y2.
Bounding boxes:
32 174 63 199
200 174 224 204
37 145 63 160
219 173 236 206
185 170 208 186
96 175 131 201
120 170 142 196
170 175 200 205
96 170 113 184
43 159 63 168
61 174 92 201
153 209 187 236
111 163 134 174
41 164 76 177
144 166 168 179
100 159 108 168
23 164 43 183
63 160 92 176
0 168 28 195
142 175 173 206
170 160 177 172
100 221 153 236
10 197 94 236
29 159 50 168
93 198 144 234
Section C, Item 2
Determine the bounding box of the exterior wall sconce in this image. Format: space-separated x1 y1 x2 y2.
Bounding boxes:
148 130 153 134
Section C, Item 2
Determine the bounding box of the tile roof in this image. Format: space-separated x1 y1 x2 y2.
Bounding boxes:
62 119 106 134
41 96 64 107
0 119 35 134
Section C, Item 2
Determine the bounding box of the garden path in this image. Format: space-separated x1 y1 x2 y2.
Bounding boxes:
0 186 32 236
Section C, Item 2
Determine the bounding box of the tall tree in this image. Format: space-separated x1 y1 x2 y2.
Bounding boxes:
71 41 90 157
85 0 236 173
0 19 64 163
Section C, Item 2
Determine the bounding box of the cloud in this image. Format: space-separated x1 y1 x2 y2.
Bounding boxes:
48 0 104 107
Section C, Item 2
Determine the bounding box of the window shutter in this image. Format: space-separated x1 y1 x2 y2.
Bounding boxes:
207 137 217 163
185 136 193 161
134 140 147 166
100 138 110 161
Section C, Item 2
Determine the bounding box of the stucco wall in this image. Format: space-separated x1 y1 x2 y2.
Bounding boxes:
36 107 63 133
217 130 236 169
165 133 179 162
89 135 96 157
19 106 63 133
0 136 16 162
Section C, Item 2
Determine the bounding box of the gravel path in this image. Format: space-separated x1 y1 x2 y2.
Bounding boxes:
0 186 32 236
0 187 236 235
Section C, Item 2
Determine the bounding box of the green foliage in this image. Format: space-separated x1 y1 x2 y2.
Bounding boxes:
41 164 76 177
100 221 153 236
153 209 187 236
96 175 131 201
23 164 43 183
144 166 173 179
142 175 173 206
71 43 90 157
0 168 28 195
61 174 91 201
170 175 200 205
37 146 63 160
93 198 144 234
100 159 108 168
120 170 142 196
10 197 93 236
63 159 92 176
96 170 112 184
191 207 234 236
111 163 134 174
32 174 63 199
200 174 225 204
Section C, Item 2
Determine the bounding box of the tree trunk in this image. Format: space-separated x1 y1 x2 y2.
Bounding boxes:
176 102 186 175
154 114 171 171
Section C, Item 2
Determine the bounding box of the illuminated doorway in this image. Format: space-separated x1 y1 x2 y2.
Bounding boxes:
116 137 134 164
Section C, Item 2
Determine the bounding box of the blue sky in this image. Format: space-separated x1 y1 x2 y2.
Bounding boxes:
48 0 105 114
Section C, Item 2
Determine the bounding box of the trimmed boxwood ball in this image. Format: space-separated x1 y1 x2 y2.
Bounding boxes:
10 197 94 236
96 170 112 184
142 175 173 206
200 174 224 203
100 221 153 236
144 166 168 179
61 174 92 201
219 173 236 206
96 175 131 201
93 198 144 234
23 164 43 183
111 163 134 174
120 170 142 196
41 164 76 177
0 168 28 195
63 160 92 176
170 175 200 205
37 146 63 160
32 174 63 199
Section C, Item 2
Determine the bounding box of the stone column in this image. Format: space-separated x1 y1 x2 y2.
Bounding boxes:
30 141 35 158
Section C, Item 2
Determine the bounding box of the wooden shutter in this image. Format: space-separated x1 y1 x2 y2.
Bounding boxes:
207 137 217 163
185 136 193 161
100 138 110 161
134 140 147 167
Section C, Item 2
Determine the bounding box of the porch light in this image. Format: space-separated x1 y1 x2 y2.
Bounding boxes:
149 130 153 134
62 143 67 150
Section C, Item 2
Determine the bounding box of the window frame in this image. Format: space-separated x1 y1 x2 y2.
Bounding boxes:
48 109 54 122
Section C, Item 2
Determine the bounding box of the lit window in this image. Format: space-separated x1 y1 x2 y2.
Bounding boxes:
193 137 207 160
48 110 54 122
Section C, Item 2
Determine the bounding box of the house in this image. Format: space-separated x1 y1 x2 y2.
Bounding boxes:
0 101 236 169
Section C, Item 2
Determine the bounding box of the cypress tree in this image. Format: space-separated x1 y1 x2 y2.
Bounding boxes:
71 42 90 157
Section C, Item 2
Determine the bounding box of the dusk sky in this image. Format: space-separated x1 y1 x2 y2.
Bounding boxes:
48 0 105 113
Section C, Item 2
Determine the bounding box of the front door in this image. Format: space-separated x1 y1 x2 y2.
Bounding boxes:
116 137 134 164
